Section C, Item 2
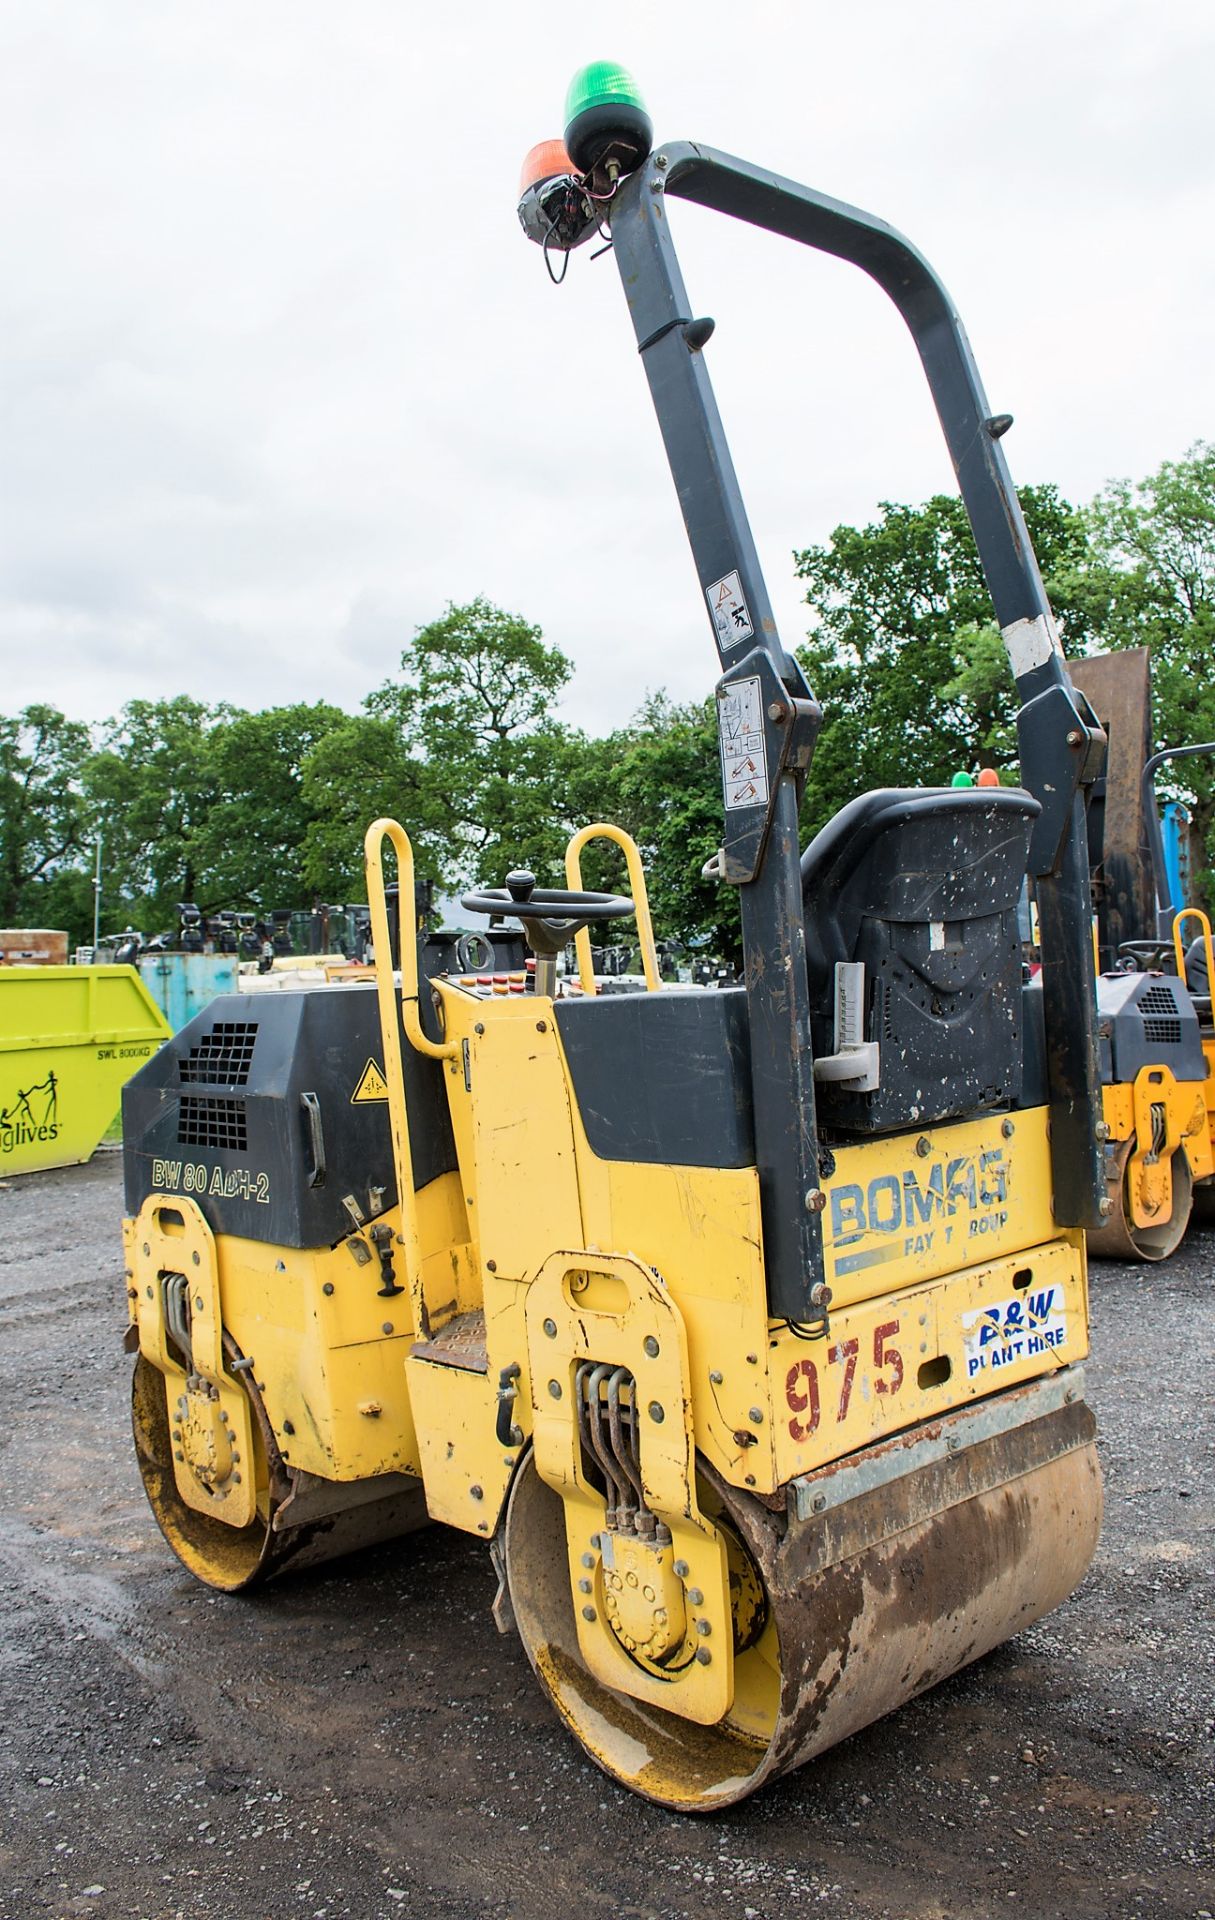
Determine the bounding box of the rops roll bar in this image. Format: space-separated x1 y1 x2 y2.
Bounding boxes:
607 144 1107 1316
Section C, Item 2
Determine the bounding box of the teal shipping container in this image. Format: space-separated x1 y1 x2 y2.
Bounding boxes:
138 953 239 1032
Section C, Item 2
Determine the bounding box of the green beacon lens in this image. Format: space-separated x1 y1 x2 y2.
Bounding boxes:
562 61 653 177
563 61 646 125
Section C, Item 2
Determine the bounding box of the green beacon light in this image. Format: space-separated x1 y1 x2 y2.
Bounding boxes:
563 61 653 179
950 770 976 787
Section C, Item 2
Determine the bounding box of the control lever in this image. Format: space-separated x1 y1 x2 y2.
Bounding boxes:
496 1362 523 1447
369 1221 403 1297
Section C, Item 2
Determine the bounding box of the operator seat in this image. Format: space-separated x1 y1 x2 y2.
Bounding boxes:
800 786 1040 1132
1182 935 1211 1000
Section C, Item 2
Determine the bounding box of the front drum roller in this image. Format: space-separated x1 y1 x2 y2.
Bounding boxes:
132 1352 429 1592
504 1395 1102 1811
1087 1142 1193 1262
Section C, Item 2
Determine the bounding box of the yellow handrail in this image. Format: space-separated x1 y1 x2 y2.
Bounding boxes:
1172 905 1215 993
364 818 458 1338
365 817 459 1064
564 823 661 995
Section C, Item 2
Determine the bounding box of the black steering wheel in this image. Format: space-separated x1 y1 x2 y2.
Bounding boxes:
460 870 635 956
1115 939 1175 973
454 930 497 973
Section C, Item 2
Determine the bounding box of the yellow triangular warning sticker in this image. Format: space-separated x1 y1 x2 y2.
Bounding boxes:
351 1058 389 1104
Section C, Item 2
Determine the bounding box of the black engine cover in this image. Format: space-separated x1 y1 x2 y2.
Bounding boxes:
123 986 456 1249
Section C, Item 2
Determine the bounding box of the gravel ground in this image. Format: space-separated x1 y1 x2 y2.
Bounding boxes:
0 1154 1211 1920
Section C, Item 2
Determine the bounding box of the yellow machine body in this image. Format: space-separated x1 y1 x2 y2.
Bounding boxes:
121 78 1111 1803
1087 907 1215 1261
126 974 1090 1536
1065 647 1215 1266
124 817 1101 1808
1094 1068 1211 1254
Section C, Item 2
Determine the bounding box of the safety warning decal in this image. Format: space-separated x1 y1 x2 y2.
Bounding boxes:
718 675 770 812
351 1058 389 1104
706 569 754 650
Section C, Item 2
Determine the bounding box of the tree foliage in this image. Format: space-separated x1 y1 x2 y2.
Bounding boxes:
1079 443 1215 857
367 597 576 888
793 484 1100 832
85 697 223 932
199 702 347 908
575 696 742 967
0 705 92 927
6 445 1212 957
301 715 430 900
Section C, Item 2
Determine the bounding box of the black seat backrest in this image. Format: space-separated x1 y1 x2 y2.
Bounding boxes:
1184 935 1211 999
800 787 1040 1132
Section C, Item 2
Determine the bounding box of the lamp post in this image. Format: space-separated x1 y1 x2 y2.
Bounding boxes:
92 834 102 957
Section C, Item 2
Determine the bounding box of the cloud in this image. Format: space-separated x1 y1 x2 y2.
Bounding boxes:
1 0 1211 736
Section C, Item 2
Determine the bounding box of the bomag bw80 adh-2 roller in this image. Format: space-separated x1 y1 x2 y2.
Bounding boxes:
122 67 1107 1810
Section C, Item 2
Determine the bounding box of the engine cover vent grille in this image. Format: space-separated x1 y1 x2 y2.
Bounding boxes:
179 1021 258 1086
1143 1016 1183 1046
1139 984 1183 1047
177 1096 248 1152
1139 985 1180 1016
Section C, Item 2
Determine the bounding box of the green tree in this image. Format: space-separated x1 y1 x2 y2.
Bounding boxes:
574 696 742 967
301 714 432 899
27 865 98 947
197 702 347 909
85 697 225 931
368 598 576 887
793 485 1101 832
0 705 92 932
1079 443 1215 865
938 621 1023 771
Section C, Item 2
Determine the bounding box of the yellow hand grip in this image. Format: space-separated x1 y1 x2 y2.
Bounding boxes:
364 818 458 1337
364 818 458 1062
564 823 662 995
1172 905 1215 995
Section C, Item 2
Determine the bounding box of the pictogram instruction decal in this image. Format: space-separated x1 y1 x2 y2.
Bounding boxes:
718 675 770 812
351 1058 389 1104
706 570 754 650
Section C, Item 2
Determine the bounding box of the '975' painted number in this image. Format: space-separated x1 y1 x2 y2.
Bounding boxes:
785 1319 903 1442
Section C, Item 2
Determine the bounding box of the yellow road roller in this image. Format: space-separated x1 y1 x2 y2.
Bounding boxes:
122 67 1108 1810
1067 650 1215 1260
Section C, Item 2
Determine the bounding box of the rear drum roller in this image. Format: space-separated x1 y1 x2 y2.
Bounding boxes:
504 1400 1102 1810
132 1353 428 1592
1088 1143 1193 1262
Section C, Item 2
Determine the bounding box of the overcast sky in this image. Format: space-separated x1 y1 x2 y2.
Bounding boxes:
1 1 1211 738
